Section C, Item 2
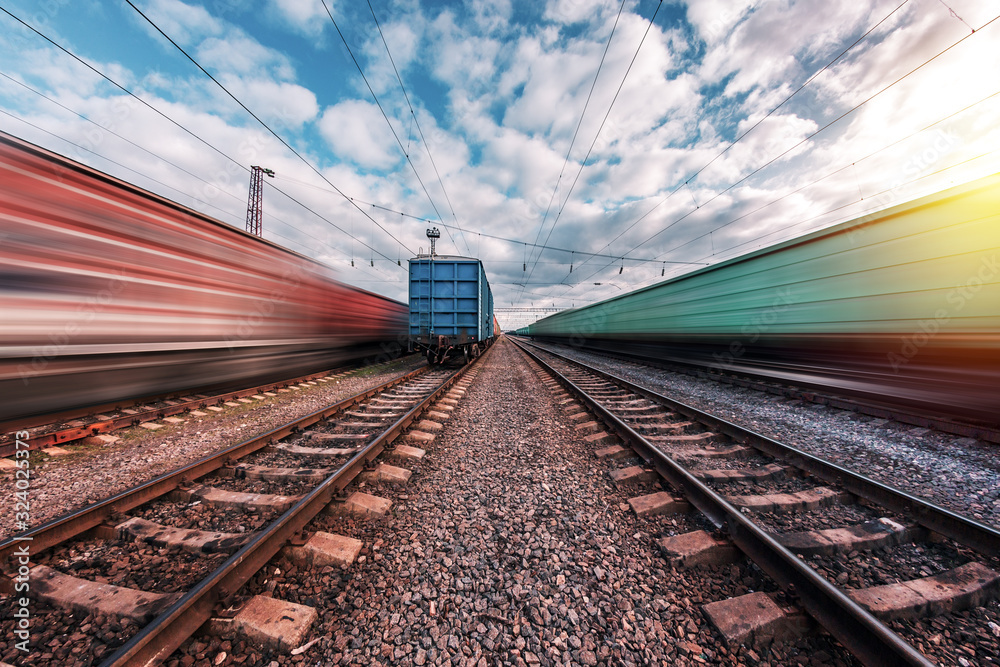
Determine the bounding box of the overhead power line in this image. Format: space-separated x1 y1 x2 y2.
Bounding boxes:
125 0 414 263
0 5 242 168
0 107 399 278
366 0 471 256
0 108 241 221
318 0 465 256
0 6 409 272
622 10 1000 258
557 0 912 287
652 90 1000 267
522 1 666 306
0 71 246 213
542 7 1000 302
554 87 1000 301
271 173 708 266
530 0 665 282
0 71 247 218
522 0 628 283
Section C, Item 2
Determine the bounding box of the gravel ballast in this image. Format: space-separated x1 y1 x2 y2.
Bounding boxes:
539 343 1000 530
530 340 1000 665
169 338 858 666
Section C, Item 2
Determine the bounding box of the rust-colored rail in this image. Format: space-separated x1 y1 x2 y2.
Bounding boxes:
0 364 427 564
515 336 1000 444
513 338 934 667
101 349 490 666
518 339 1000 557
0 359 414 457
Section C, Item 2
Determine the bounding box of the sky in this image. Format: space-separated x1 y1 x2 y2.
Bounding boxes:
1 0 998 330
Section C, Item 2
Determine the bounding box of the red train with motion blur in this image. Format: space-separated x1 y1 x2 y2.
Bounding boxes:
0 131 408 422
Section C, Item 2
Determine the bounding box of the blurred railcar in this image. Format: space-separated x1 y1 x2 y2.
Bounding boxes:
0 131 408 422
526 173 1000 421
408 255 495 364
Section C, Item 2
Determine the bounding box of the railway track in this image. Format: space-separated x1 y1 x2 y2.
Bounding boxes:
0 356 418 458
511 338 1000 667
522 338 1000 445
0 350 486 666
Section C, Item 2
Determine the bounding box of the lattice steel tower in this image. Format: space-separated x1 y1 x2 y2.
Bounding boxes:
245 165 274 236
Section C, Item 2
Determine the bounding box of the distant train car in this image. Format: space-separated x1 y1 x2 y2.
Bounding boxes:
527 173 1000 421
408 255 495 364
0 131 408 422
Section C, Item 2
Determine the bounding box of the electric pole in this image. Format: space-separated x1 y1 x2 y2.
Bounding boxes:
245 165 275 236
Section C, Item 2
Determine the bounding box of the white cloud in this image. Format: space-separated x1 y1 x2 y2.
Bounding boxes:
470 0 512 33
271 0 330 37
134 0 223 45
544 0 614 26
220 76 319 128
196 31 296 80
318 100 400 170
427 11 503 92
685 0 757 45
361 17 424 97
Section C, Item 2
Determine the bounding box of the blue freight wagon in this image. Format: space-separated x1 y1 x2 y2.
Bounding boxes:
408 255 496 364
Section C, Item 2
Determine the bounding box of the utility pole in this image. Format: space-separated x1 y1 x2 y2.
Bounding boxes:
245 165 275 236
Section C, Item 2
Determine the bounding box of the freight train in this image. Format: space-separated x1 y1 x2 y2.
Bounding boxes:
0 131 408 422
521 173 1000 422
408 255 496 365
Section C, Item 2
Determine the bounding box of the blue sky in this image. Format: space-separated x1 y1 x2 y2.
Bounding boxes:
1 0 998 329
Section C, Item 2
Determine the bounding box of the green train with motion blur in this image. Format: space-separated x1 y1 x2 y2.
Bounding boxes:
522 173 1000 421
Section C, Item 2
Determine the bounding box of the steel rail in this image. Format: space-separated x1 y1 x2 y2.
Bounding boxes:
0 365 429 565
0 359 420 457
512 338 934 667
518 339 1000 557
518 335 1000 443
102 348 489 667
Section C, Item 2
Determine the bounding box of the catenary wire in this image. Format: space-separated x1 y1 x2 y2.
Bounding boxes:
0 107 400 279
366 0 471 256
556 0 913 286
0 5 244 168
522 0 627 279
550 118 998 304
0 5 409 271
521 0 661 303
0 108 246 222
651 90 1000 267
542 10 1000 302
125 0 415 262
0 70 249 214
318 0 463 256
270 172 706 265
